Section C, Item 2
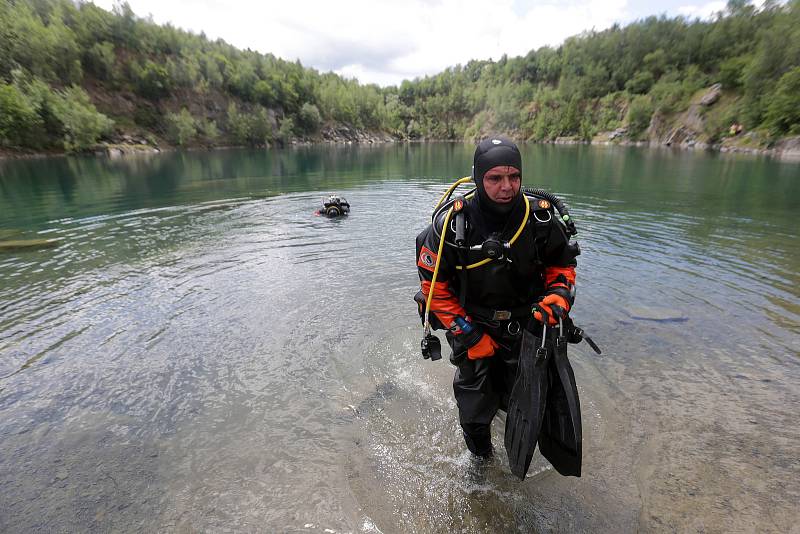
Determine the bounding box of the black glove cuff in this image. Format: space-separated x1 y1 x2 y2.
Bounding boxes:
546 286 574 307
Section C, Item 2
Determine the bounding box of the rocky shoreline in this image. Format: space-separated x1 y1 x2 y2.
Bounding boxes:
550 134 800 160
0 124 399 160
552 84 800 161
2 124 799 161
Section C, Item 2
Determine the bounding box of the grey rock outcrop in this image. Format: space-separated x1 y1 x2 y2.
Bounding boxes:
699 83 722 106
321 125 394 144
773 136 800 160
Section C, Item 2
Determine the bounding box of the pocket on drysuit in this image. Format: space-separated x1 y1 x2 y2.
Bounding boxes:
446 330 469 367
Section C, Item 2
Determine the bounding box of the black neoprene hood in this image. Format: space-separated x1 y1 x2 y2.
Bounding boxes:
472 136 523 183
472 135 523 215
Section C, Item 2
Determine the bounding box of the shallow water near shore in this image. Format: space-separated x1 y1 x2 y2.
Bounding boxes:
0 144 798 532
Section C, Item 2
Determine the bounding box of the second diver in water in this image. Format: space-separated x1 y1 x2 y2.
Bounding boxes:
315 194 350 217
414 136 599 479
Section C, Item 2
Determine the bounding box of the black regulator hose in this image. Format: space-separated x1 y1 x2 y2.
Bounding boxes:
524 187 577 236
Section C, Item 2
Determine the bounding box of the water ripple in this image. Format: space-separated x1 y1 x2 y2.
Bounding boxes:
0 148 798 532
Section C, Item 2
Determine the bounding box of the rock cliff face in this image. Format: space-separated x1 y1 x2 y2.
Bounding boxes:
319 126 395 144
772 136 800 160
588 82 800 158
95 123 396 155
646 84 723 150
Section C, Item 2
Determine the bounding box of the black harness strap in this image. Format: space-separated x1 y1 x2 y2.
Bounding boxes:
454 211 469 308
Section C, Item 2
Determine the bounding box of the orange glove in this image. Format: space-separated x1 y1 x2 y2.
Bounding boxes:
533 293 571 326
467 332 499 359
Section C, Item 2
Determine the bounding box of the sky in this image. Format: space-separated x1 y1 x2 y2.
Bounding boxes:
92 0 732 86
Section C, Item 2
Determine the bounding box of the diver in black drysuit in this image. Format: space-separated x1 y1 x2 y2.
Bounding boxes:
415 136 579 457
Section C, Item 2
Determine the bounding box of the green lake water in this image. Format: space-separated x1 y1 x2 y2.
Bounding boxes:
0 144 798 532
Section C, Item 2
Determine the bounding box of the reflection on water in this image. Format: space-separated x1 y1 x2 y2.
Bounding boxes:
0 145 798 532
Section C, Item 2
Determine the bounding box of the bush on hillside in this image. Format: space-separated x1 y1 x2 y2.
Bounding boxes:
764 67 800 136
227 102 273 146
0 83 42 147
50 86 114 151
198 118 219 142
298 103 322 133
165 108 197 146
85 41 117 81
278 117 294 145
627 95 654 138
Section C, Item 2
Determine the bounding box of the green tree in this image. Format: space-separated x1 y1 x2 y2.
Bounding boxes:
201 54 225 88
2 0 799 152
198 118 219 142
253 79 277 107
50 85 114 151
649 74 689 114
168 55 201 88
298 102 322 133
165 108 197 145
226 102 248 144
278 117 294 145
627 95 653 138
643 49 668 79
0 83 42 147
579 115 597 141
226 102 272 145
596 92 626 131
718 55 749 88
13 74 63 147
131 60 171 100
85 41 116 81
764 67 800 135
625 71 655 94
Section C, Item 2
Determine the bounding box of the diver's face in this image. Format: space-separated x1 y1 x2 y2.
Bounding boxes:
483 166 521 203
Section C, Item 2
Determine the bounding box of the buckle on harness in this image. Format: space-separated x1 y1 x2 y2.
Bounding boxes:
492 310 512 321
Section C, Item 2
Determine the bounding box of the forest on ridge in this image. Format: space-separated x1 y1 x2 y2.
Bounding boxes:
1 0 798 153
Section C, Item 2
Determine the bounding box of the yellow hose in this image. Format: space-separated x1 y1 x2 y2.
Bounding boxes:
434 176 473 211
424 206 453 332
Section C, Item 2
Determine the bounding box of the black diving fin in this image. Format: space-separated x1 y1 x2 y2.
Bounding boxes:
538 320 582 477
504 322 550 480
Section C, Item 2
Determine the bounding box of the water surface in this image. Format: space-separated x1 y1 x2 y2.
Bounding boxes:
0 145 798 532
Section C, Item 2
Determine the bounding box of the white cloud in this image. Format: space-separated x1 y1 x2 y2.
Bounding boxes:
676 0 727 19
92 0 633 86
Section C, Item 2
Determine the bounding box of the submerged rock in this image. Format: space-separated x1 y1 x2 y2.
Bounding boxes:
0 239 59 252
625 306 688 322
0 229 23 240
